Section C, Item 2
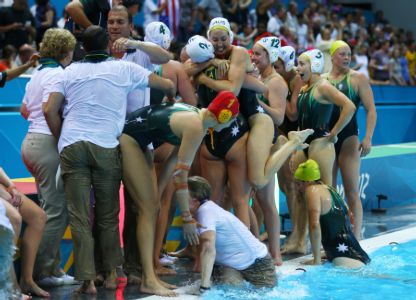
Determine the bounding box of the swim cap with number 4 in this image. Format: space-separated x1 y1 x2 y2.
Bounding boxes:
144 22 171 50
186 35 215 63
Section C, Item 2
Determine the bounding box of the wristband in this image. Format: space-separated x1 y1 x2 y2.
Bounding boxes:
183 218 196 224
182 214 193 222
6 185 16 193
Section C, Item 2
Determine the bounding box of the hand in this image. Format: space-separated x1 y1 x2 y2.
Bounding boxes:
325 131 338 144
28 53 40 67
112 37 135 52
359 138 372 157
183 220 199 245
195 73 206 85
217 60 230 80
8 187 22 207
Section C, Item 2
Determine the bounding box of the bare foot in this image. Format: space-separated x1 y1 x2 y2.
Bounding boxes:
288 129 314 144
155 265 177 276
74 280 97 295
281 243 307 255
20 280 50 298
273 255 283 266
140 278 177 297
104 269 117 290
94 273 104 286
158 278 177 290
259 232 268 242
168 245 195 259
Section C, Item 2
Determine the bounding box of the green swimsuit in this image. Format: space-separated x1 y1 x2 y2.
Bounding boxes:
123 102 199 150
320 186 370 264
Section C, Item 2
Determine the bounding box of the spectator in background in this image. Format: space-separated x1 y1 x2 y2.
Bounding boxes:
267 3 286 37
399 45 414 86
256 0 275 26
143 0 163 30
14 43 37 74
197 0 222 32
30 0 57 46
0 44 17 71
389 47 406 86
296 13 308 51
285 1 298 39
353 44 369 79
177 0 197 44
0 0 36 49
406 41 416 83
369 40 390 84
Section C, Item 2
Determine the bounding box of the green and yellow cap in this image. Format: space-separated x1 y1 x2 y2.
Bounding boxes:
294 159 321 181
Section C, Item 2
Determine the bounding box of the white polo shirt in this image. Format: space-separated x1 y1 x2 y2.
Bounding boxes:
52 59 151 152
197 201 268 270
122 49 153 113
23 66 64 135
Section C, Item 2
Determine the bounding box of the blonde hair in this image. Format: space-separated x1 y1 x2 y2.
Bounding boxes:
39 28 76 61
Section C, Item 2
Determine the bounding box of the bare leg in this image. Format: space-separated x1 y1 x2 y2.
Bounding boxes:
255 177 282 265
120 134 176 297
281 149 308 254
247 114 313 188
18 195 50 298
75 280 97 294
308 137 336 186
332 257 365 268
225 132 251 227
338 136 363 240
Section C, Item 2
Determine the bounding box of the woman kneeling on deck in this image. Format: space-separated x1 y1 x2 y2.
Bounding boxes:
294 159 370 268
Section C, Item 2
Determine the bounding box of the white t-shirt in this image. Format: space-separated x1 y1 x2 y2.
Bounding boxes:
356 54 369 79
24 66 64 135
122 49 154 113
51 59 152 152
267 16 284 36
197 201 268 270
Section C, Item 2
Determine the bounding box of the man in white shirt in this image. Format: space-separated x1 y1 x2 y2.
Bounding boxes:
188 176 277 294
44 25 175 295
107 5 172 284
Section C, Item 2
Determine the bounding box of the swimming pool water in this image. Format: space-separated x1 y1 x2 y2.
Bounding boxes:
202 239 416 300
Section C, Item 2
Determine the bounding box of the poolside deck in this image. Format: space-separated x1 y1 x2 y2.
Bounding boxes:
30 203 416 300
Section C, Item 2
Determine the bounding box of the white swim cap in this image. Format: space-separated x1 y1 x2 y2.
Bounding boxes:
144 22 171 50
207 17 234 43
256 36 281 63
186 35 214 63
279 46 296 72
300 49 324 74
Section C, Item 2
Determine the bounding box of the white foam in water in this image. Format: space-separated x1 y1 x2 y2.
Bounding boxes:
0 202 15 299
146 227 416 300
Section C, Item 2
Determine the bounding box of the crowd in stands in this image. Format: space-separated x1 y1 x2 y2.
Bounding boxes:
0 0 380 298
0 0 416 85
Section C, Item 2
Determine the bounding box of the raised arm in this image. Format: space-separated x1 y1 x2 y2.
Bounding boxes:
356 72 377 157
65 0 93 29
112 38 173 64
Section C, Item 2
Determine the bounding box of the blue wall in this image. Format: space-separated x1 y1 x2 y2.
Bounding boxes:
1 78 416 178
